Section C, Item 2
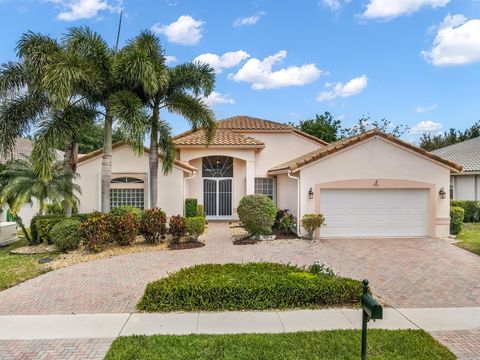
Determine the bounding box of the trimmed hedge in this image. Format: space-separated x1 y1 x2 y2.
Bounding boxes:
185 198 198 218
237 194 276 236
34 214 65 244
50 219 82 252
451 200 480 222
110 206 142 225
186 216 205 240
450 206 465 235
137 263 362 312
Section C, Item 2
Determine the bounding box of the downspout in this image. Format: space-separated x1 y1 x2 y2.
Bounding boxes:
288 170 301 236
183 170 197 216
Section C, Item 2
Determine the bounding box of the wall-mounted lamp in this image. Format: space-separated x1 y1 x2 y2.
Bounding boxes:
439 187 446 199
308 187 314 200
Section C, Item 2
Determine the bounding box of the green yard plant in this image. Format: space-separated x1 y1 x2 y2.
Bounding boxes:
186 216 205 240
80 211 111 252
237 194 276 236
301 214 325 239
451 200 480 222
185 198 198 218
139 208 167 244
450 206 465 235
50 219 82 252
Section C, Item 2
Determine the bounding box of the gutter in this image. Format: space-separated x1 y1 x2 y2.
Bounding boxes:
183 170 197 216
287 170 301 236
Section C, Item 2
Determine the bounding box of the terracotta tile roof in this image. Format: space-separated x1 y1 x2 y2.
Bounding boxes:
268 129 463 173
0 137 64 163
431 137 480 172
173 115 328 146
174 129 265 147
77 142 196 172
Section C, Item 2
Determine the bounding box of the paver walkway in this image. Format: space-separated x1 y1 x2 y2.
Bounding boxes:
0 222 479 359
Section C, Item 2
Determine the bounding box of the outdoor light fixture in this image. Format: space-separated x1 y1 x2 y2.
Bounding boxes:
308 187 314 199
439 187 446 199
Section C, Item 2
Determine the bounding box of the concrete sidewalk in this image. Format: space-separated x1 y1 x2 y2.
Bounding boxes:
0 307 479 340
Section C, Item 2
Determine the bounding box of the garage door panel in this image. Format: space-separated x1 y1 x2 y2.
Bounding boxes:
319 189 428 237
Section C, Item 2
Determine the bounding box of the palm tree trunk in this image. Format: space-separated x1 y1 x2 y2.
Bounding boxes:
63 139 73 217
149 101 160 208
101 103 113 213
12 212 30 244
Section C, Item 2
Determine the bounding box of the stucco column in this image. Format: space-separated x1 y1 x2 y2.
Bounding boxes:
246 160 255 195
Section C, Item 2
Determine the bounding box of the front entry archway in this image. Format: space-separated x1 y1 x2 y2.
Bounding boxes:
202 156 233 219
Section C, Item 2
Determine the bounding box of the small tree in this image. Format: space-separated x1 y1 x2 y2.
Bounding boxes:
237 194 276 236
290 112 341 143
301 214 325 240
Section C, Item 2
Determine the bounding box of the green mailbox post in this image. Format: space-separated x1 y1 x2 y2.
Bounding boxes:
361 279 383 360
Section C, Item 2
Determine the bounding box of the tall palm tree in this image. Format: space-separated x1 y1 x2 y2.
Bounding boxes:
127 31 217 207
63 27 158 212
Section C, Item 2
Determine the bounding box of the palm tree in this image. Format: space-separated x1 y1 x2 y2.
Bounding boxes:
0 159 80 241
62 27 158 212
127 31 217 207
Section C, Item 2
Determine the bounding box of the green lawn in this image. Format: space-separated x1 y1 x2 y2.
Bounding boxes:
105 330 455 360
456 223 480 255
137 263 362 312
0 239 54 290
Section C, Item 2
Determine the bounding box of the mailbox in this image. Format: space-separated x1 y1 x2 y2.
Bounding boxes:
362 293 383 320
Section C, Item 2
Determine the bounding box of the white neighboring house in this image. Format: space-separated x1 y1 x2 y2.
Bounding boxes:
76 116 462 238
432 137 480 201
0 137 64 226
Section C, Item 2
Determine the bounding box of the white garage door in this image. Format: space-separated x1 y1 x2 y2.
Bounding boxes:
319 189 428 237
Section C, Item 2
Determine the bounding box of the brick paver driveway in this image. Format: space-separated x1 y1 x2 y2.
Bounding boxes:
0 222 479 315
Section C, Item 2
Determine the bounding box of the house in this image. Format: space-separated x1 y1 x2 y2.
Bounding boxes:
76 115 462 238
431 137 480 201
0 137 64 226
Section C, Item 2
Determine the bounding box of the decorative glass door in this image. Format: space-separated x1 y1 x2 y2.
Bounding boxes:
202 156 233 219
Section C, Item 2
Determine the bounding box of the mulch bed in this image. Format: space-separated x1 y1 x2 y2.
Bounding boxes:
168 241 205 250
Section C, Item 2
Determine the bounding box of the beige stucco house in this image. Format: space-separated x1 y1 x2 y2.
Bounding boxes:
76 116 462 239
432 137 480 201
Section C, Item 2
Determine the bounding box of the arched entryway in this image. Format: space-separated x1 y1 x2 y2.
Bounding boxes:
202 156 233 219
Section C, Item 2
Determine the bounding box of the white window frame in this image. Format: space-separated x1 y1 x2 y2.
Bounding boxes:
254 177 276 204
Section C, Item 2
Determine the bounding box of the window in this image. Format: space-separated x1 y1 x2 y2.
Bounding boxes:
111 177 144 184
255 178 276 201
202 156 233 177
110 188 145 210
450 176 454 200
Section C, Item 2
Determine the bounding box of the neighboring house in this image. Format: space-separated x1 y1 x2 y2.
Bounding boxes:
76 116 461 238
431 137 480 201
0 137 64 226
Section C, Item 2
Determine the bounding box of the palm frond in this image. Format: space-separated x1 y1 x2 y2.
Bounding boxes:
157 119 176 175
169 62 215 97
0 62 28 96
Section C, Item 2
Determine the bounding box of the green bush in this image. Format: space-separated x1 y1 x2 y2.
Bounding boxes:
110 206 142 225
301 214 326 240
139 208 167 244
186 217 205 240
197 204 205 218
185 198 198 218
237 194 276 236
34 214 65 244
451 200 480 222
45 201 78 215
50 219 82 252
450 206 465 235
169 215 187 240
274 209 296 235
29 215 42 245
137 263 362 312
81 211 111 252
72 213 90 222
111 212 137 246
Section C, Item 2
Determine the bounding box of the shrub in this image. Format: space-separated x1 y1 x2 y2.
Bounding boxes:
110 212 137 246
34 214 65 244
72 213 90 222
110 206 142 225
237 194 276 236
197 204 205 218
50 219 82 252
169 215 187 240
81 211 111 252
273 209 296 235
45 201 78 215
301 214 325 240
139 208 167 244
308 261 335 276
451 200 480 222
29 215 42 245
137 263 362 312
186 217 205 240
185 198 198 218
450 206 465 235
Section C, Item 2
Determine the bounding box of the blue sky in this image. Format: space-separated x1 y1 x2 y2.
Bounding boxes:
0 0 479 142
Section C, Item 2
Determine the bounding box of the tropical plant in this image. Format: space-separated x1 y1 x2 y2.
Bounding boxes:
301 214 325 240
126 31 216 208
81 211 111 252
237 194 276 236
139 208 167 244
50 218 82 252
186 216 205 240
169 215 187 241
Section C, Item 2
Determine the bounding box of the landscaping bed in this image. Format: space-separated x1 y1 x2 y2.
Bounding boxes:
137 262 362 312
455 223 480 256
105 330 455 360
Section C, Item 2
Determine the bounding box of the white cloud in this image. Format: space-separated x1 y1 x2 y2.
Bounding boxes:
203 91 235 106
316 75 368 102
194 51 250 73
363 0 450 20
422 14 480 66
323 0 342 11
230 50 323 90
233 11 266 27
165 55 177 64
415 103 437 113
410 120 443 134
151 15 204 45
49 0 122 21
